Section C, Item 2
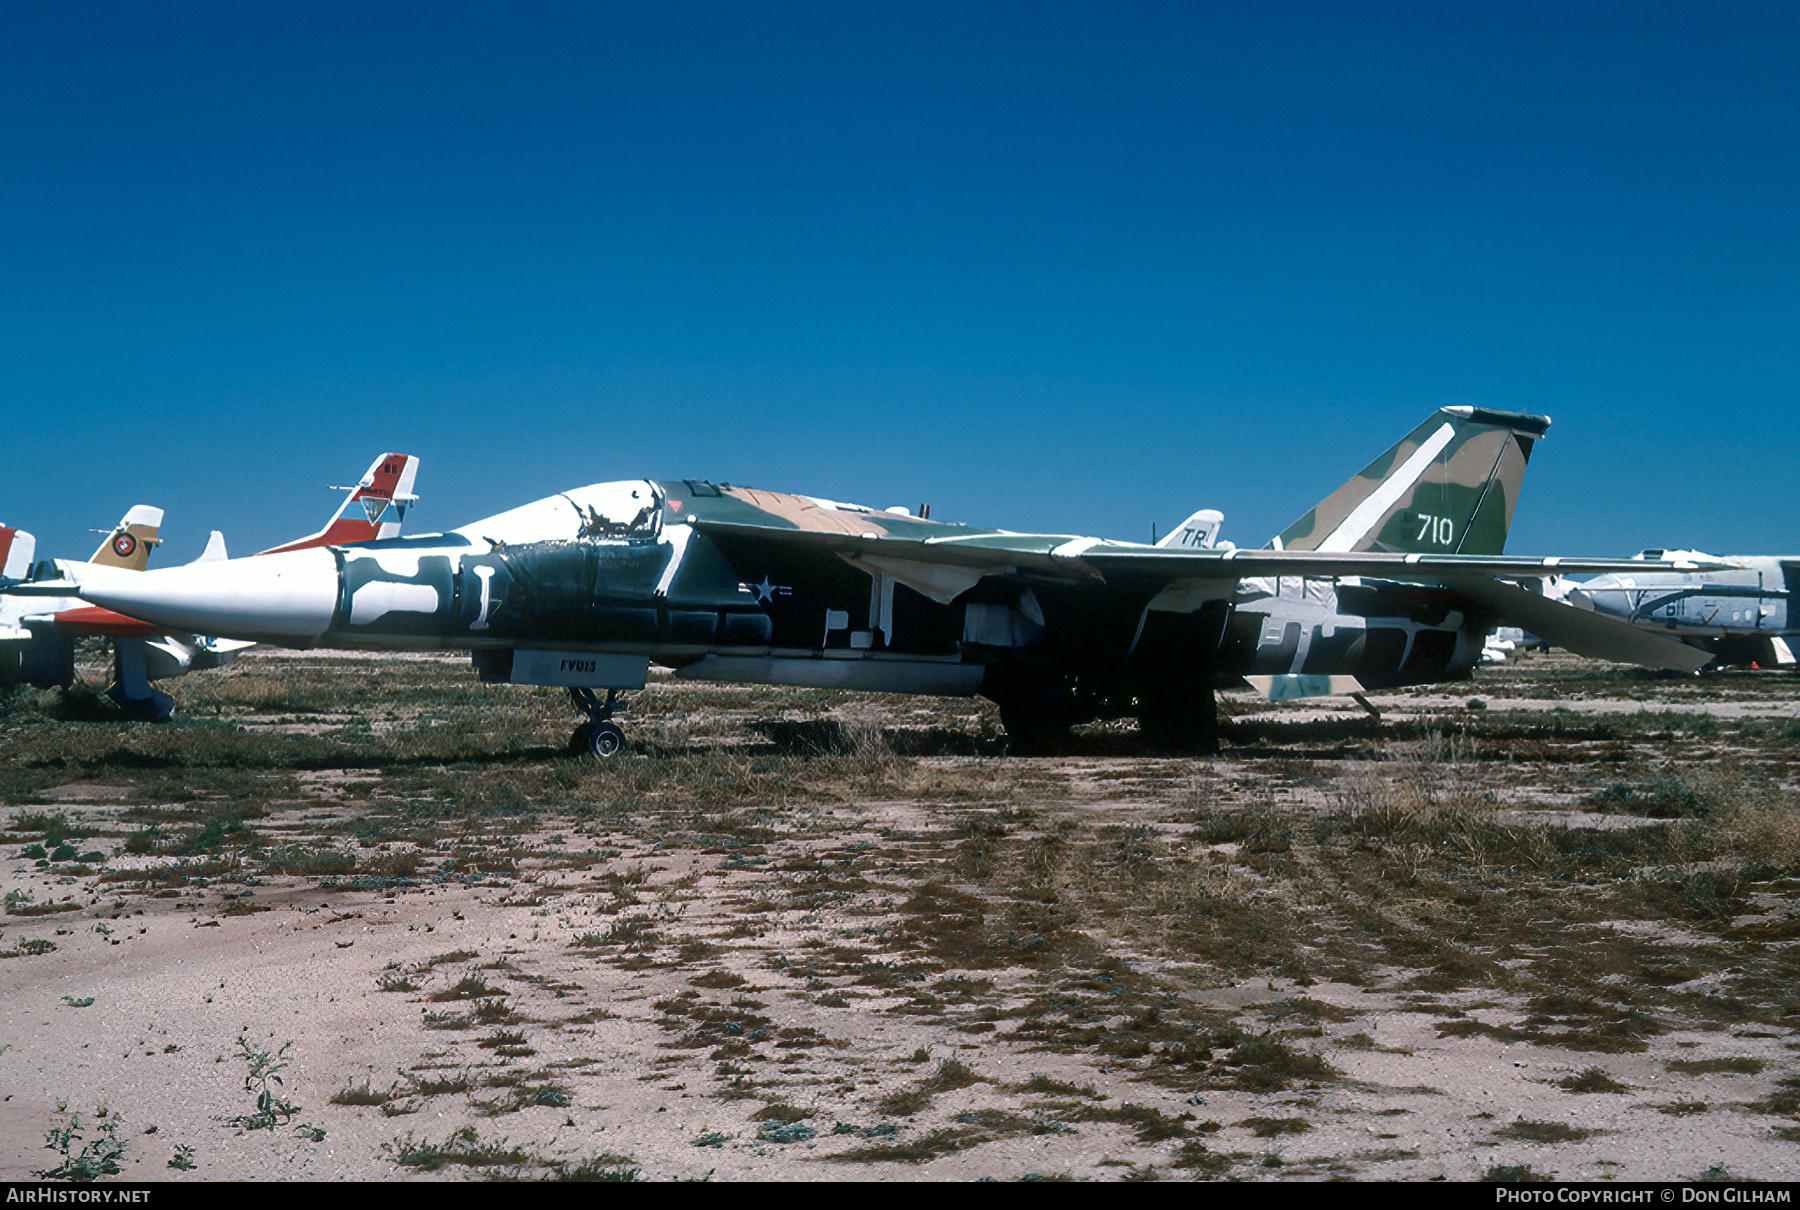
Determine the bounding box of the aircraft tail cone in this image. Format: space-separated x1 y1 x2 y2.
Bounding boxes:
74 548 340 643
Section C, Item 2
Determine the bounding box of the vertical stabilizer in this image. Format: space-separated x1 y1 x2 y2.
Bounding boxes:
1271 406 1548 556
90 506 164 570
0 527 35 580
259 453 421 554
1157 509 1224 550
193 531 229 564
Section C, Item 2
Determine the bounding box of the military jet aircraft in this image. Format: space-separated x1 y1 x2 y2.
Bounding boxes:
1570 552 1800 669
63 408 1716 754
2 453 421 718
0 526 32 583
0 504 167 696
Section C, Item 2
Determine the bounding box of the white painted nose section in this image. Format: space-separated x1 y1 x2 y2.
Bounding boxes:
75 548 339 641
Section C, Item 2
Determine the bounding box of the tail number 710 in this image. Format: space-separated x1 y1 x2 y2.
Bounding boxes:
1415 514 1455 546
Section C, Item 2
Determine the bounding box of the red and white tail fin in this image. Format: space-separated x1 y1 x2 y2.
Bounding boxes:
259 453 420 555
89 506 164 570
0 526 36 580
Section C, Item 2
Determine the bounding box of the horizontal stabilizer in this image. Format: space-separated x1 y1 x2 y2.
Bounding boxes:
1435 575 1713 671
0 581 84 597
1245 674 1366 702
47 606 168 639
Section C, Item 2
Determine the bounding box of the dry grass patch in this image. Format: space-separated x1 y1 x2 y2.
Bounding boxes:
1657 1101 1709 1117
428 975 503 1001
875 1058 985 1116
826 1128 984 1164
1239 1115 1312 1137
1493 1119 1597 1144
1059 1102 1196 1143
1558 1067 1631 1094
1665 1057 1766 1076
330 1080 403 1107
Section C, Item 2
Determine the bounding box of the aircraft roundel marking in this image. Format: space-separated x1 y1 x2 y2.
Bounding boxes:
112 533 137 558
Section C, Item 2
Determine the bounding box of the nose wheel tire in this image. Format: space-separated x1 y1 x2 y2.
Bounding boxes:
572 720 627 758
568 687 631 757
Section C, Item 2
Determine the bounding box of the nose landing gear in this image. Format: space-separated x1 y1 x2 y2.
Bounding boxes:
569 687 629 757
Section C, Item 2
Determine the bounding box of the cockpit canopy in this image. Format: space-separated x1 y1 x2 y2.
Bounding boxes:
455 480 664 546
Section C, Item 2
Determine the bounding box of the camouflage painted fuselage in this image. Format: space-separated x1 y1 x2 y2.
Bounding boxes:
86 407 1659 742
317 474 1495 714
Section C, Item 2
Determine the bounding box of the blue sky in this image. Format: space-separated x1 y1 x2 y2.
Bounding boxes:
4 1 1796 563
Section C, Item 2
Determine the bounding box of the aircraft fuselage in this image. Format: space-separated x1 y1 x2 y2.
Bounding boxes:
105 480 1490 722
1573 554 1800 667
1576 556 1797 636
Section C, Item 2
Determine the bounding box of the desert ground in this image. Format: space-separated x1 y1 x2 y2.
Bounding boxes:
3 645 1799 1182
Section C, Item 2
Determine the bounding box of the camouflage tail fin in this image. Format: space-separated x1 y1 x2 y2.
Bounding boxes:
1270 406 1548 556
89 506 164 570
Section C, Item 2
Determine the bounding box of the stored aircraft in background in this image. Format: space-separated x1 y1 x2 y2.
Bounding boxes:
1 453 420 718
65 409 1716 754
0 526 31 582
258 452 420 555
1570 552 1800 669
1 504 168 700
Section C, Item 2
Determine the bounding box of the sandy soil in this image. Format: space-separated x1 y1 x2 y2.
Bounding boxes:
4 666 1800 1182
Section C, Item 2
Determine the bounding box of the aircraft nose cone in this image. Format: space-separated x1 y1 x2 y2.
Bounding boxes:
75 548 339 642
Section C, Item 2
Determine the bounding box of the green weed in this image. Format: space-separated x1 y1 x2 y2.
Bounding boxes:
36 1105 125 1182
235 1031 300 1130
